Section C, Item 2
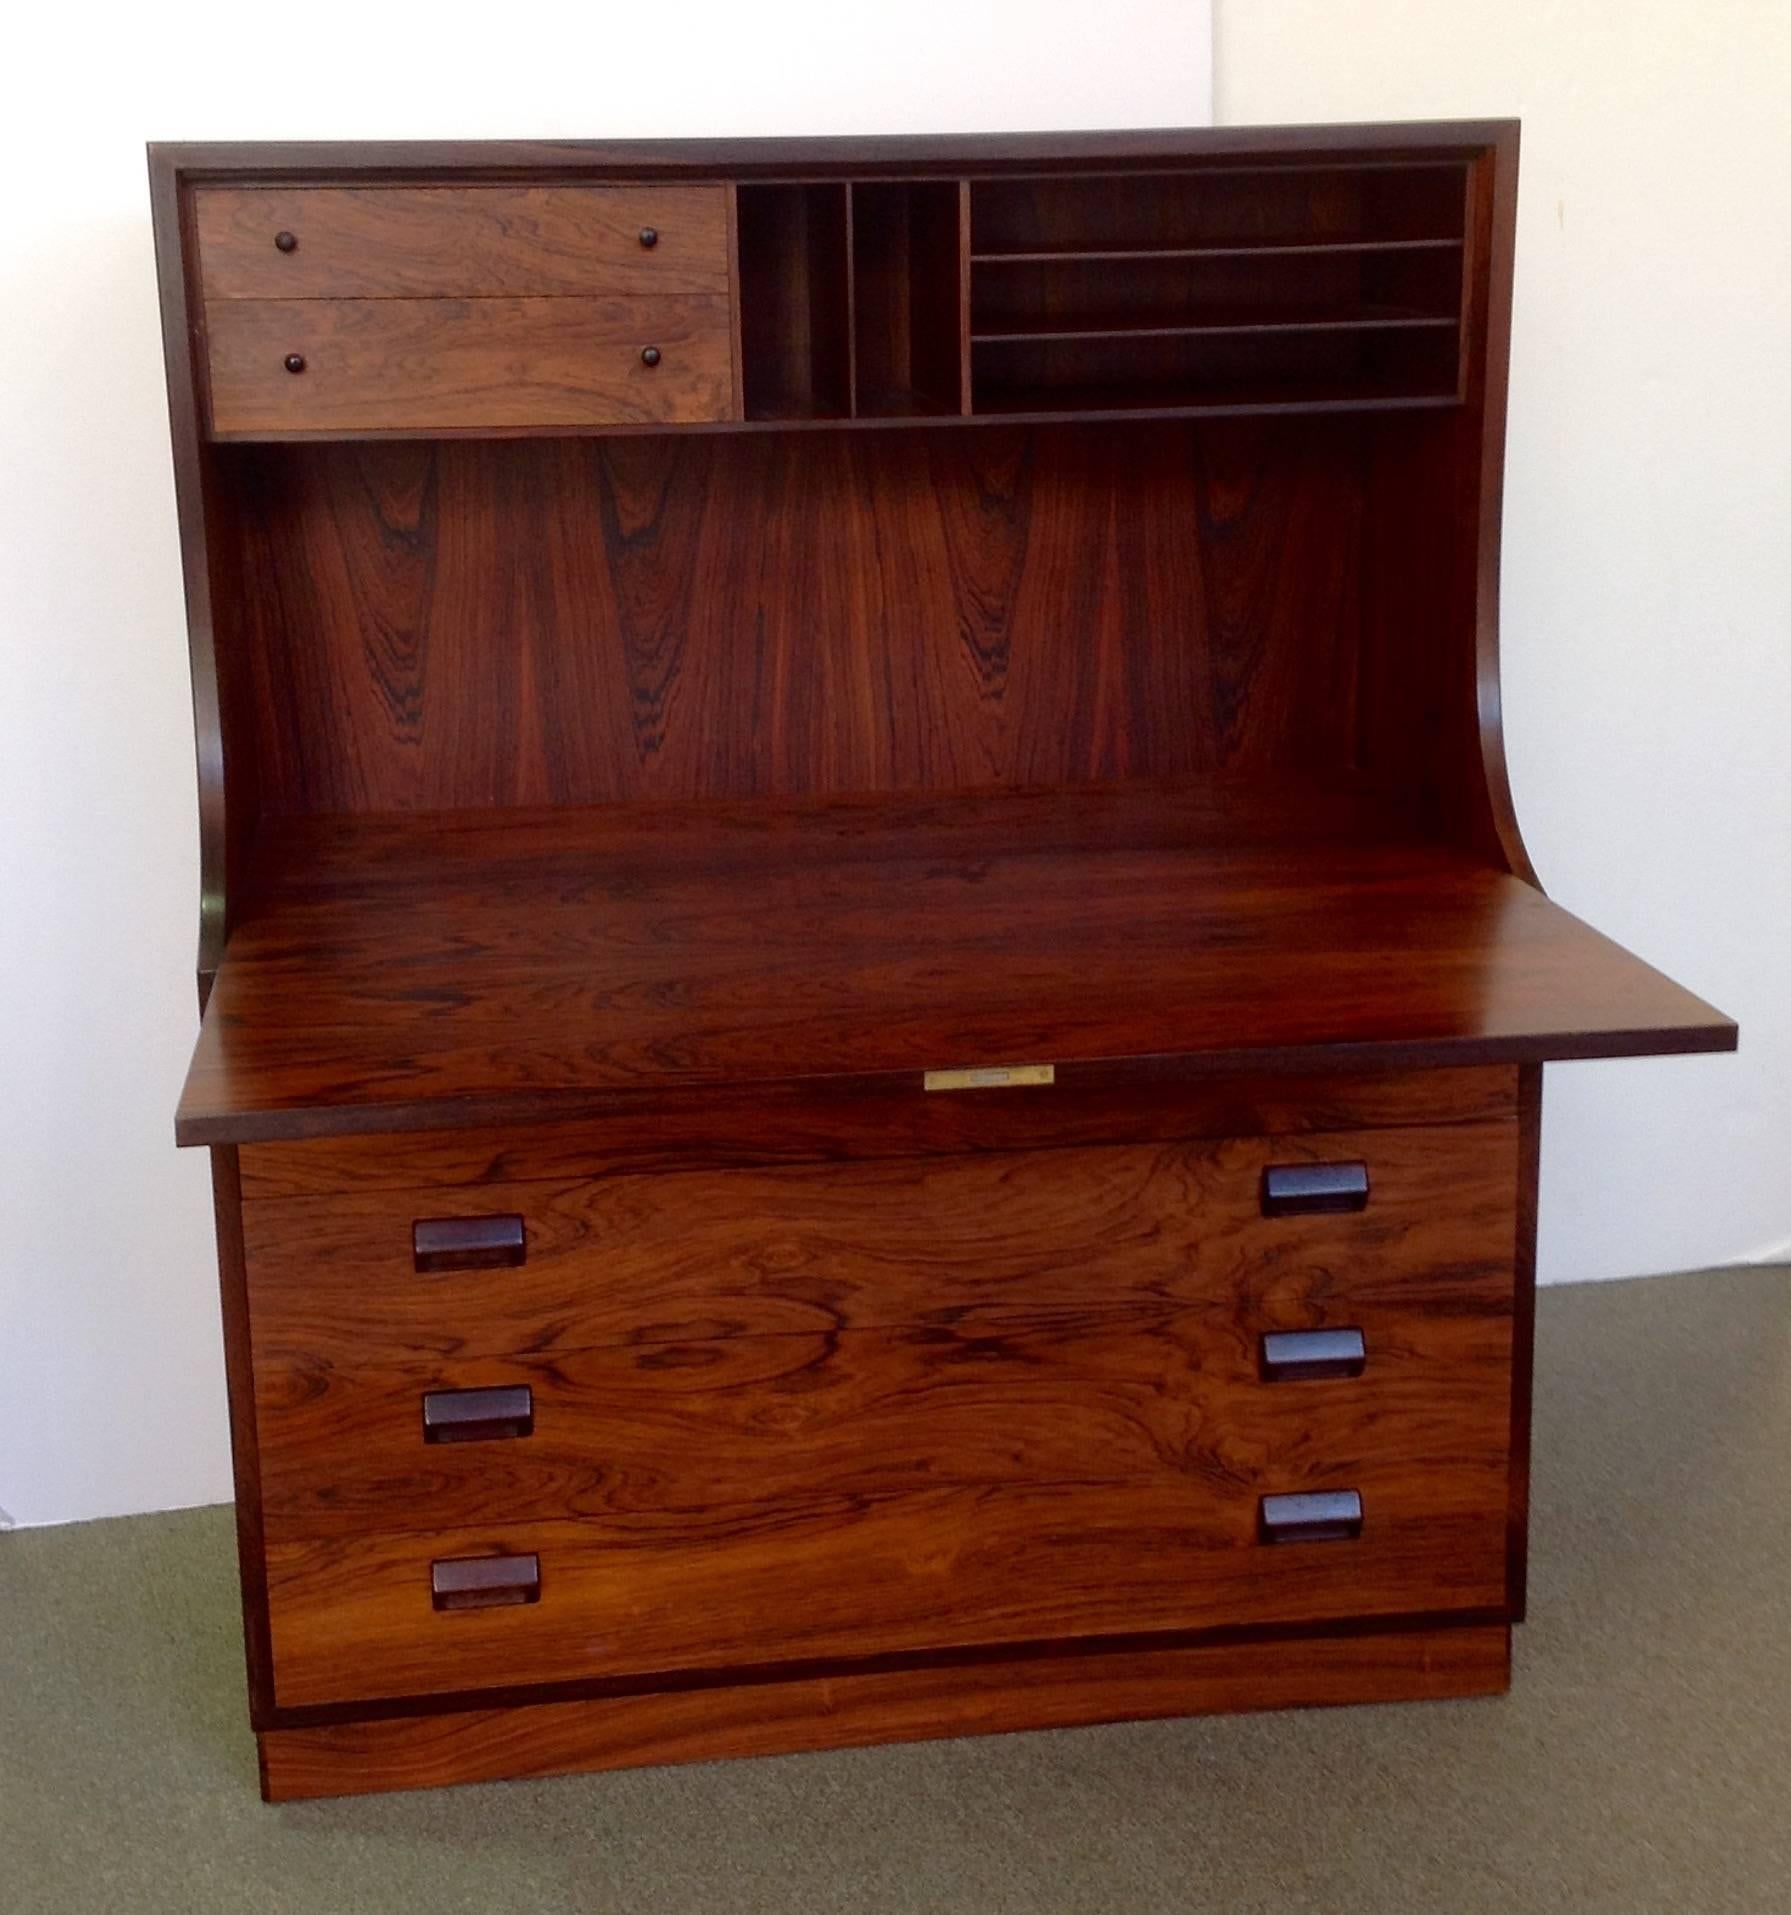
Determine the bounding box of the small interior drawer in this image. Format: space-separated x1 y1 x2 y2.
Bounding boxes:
195 184 732 300
203 294 736 435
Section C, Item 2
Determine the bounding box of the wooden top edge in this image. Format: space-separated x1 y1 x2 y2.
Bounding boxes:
175 1022 1734 1150
147 120 1519 183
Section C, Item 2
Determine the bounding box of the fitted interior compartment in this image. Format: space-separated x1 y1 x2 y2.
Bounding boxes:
971 246 1464 336
971 326 1462 414
737 183 852 419
965 167 1468 415
971 165 1470 257
850 181 964 416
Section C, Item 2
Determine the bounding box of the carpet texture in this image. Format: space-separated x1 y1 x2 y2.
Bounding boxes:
2 1266 1787 1913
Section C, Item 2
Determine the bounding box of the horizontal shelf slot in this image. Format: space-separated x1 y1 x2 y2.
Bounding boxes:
970 323 1462 420
969 239 1462 349
971 166 1469 262
972 237 1465 264
965 382 1460 420
973 306 1458 343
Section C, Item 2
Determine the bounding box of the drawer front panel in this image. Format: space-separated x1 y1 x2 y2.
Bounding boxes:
242 1122 1520 1370
265 1467 1508 1708
256 1293 1513 1540
237 1066 1521 1198
205 295 735 435
195 185 732 300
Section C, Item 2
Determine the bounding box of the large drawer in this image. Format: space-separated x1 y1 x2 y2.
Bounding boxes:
256 1288 1514 1540
204 295 735 434
267 1463 1510 1708
241 1123 1521 1368
195 185 732 300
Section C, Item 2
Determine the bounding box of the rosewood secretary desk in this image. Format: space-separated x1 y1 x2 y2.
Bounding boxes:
151 122 1735 1801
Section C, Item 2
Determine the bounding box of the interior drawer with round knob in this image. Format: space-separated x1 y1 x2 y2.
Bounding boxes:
194 184 732 300
202 294 736 435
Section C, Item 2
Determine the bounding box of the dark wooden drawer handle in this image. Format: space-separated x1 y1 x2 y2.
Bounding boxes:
413 1214 526 1274
431 1553 541 1612
1259 1327 1367 1382
1259 1489 1364 1544
1260 1161 1370 1217
422 1385 534 1444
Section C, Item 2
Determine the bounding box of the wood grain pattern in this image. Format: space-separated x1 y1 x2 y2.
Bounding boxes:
253 1284 1513 1541
257 1621 1510 1799
224 419 1366 812
264 1455 1509 1708
178 795 1734 1145
241 1122 1519 1372
206 297 736 435
235 1064 1519 1197
195 185 730 300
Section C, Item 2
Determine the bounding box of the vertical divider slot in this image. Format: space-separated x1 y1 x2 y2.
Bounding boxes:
849 181 967 418
737 183 853 421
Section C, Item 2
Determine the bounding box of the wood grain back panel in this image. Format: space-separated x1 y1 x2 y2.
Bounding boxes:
206 297 735 435
196 186 731 300
228 418 1367 812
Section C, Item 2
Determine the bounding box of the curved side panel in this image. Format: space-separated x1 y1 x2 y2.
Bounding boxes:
149 148 236 1005
1467 126 1538 887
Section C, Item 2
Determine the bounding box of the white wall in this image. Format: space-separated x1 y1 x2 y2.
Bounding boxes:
1217 1 1791 1285
0 6 1212 1527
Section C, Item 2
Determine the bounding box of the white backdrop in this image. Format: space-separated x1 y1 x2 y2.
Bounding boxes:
1214 2 1791 1288
0 5 1213 1527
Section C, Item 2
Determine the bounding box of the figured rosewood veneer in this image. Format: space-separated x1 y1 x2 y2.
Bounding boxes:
152 124 1733 1802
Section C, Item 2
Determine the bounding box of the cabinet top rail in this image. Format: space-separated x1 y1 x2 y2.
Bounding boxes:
150 121 1517 184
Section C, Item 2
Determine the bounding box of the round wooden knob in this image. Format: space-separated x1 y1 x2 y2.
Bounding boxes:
274 231 298 253
283 353 306 374
640 346 661 367
639 227 658 249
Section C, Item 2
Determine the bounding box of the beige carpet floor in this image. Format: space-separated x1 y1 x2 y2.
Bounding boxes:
2 1265 1787 1913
